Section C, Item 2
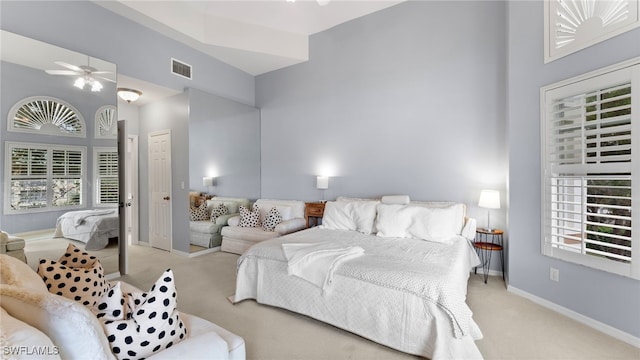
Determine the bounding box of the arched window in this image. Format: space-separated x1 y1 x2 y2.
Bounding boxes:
7 96 85 137
95 105 117 139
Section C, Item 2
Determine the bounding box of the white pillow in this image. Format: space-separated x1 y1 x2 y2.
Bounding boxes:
376 204 463 243
0 254 47 293
319 201 357 232
0 285 115 360
0 307 61 360
320 200 379 234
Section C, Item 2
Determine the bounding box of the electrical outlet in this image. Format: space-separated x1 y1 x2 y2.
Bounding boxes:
550 267 560 282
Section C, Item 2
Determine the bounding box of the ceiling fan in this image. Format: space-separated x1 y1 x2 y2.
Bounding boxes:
45 59 115 92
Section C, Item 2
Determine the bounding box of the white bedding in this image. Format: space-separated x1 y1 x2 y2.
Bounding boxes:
54 209 118 250
234 227 483 359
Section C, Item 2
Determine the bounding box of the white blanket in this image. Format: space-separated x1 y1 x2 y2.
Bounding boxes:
73 209 116 227
282 242 363 294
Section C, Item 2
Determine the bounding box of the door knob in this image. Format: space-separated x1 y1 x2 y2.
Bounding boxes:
163 196 170 200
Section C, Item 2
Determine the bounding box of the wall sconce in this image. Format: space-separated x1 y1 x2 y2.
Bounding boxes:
478 189 500 231
117 88 142 103
203 176 215 193
316 176 329 202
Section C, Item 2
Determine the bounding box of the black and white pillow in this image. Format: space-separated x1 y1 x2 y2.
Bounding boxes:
189 202 209 221
239 204 261 228
210 203 228 223
37 243 109 307
262 207 282 232
103 269 187 360
92 282 127 322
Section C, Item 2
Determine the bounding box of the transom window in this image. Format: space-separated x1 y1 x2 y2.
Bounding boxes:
4 142 86 213
95 105 117 139
7 96 85 137
541 58 639 279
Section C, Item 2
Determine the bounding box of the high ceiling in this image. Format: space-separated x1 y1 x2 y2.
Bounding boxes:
95 0 406 75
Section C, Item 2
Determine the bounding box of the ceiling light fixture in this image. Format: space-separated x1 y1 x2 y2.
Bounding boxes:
117 88 142 103
74 75 103 92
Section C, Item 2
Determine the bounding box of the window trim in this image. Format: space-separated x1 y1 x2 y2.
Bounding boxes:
93 147 118 207
4 141 86 214
540 56 640 280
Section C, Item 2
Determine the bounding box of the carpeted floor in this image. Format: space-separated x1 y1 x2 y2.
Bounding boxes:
22 241 640 359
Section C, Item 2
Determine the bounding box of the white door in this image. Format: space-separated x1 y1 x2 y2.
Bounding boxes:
126 135 139 245
148 130 172 251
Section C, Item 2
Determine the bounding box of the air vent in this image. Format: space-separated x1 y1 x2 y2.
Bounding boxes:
171 58 192 79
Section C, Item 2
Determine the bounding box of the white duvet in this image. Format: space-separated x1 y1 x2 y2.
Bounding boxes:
54 209 118 250
234 227 484 359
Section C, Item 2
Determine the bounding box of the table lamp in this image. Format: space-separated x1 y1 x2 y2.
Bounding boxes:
478 189 500 231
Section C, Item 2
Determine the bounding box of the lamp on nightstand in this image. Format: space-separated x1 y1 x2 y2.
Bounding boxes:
203 176 215 194
478 189 500 231
316 176 329 202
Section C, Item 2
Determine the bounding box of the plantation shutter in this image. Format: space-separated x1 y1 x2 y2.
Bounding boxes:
51 149 83 207
9 147 48 209
97 151 118 204
542 62 638 279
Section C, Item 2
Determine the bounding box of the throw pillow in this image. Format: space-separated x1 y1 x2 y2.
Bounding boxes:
262 207 282 232
239 204 261 228
210 203 229 223
103 269 187 360
189 202 208 221
37 243 109 307
92 282 127 322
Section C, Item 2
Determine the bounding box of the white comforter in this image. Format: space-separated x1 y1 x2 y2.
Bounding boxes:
235 227 483 359
54 209 118 250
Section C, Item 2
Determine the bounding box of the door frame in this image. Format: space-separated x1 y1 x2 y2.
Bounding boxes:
126 135 139 245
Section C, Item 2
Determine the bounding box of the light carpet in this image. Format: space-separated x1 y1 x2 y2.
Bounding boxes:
22 241 640 359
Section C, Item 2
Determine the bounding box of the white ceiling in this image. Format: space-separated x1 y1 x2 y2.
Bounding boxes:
95 0 406 76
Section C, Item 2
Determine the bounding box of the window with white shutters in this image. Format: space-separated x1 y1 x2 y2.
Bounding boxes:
4 142 85 213
94 148 118 206
541 58 639 279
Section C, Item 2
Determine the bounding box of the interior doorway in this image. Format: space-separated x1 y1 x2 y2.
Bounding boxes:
126 135 139 246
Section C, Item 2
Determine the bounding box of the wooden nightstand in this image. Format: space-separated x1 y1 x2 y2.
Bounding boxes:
473 228 504 284
305 202 326 228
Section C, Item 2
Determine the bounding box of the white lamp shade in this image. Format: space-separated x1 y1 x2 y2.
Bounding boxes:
117 88 142 103
316 176 329 190
478 190 500 209
202 177 214 187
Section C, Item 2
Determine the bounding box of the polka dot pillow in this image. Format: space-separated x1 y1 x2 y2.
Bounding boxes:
93 282 127 322
239 204 261 228
189 202 209 221
37 243 109 307
102 269 187 360
262 207 282 232
210 203 228 223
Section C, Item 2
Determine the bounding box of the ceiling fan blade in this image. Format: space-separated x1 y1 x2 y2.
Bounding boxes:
94 75 117 83
91 71 113 75
45 70 80 75
54 61 82 72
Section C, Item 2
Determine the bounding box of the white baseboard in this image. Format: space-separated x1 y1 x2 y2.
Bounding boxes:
471 268 503 278
508 285 640 348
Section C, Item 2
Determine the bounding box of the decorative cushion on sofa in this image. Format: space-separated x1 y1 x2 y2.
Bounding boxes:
37 244 109 307
210 203 228 223
0 283 115 360
239 205 261 228
0 307 62 360
0 253 47 293
189 202 209 221
262 207 283 232
101 269 187 360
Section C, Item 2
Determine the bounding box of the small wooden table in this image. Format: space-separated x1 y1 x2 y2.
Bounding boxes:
305 202 326 228
473 228 504 284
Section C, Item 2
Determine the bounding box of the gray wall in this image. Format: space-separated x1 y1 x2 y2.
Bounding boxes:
0 61 116 232
138 93 190 253
188 89 261 200
257 1 508 256
507 2 640 338
0 1 255 106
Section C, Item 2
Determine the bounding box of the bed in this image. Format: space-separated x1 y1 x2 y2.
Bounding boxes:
54 209 118 251
233 197 483 360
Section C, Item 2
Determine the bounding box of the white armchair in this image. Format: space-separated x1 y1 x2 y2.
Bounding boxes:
221 199 307 255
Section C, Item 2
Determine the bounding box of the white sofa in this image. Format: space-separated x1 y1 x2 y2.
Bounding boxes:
221 199 307 255
0 254 245 360
190 196 251 248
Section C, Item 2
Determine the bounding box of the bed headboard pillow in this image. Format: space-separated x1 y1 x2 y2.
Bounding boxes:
380 195 410 205
376 203 466 243
321 199 379 234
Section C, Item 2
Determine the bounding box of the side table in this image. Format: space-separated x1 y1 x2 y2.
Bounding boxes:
473 228 504 284
305 202 326 228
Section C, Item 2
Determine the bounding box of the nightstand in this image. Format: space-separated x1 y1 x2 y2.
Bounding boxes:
473 228 504 284
305 202 325 228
